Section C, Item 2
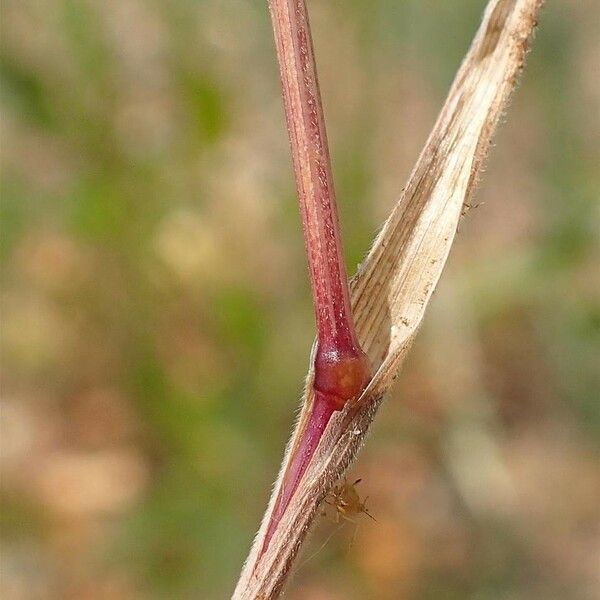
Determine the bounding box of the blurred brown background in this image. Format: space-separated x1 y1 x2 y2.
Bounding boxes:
1 1 599 599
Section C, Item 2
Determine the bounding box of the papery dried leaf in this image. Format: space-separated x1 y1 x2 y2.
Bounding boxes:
233 0 544 597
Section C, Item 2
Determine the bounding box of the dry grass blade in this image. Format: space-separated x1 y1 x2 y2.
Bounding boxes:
233 0 544 597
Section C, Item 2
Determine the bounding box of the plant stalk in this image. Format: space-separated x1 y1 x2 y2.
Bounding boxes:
259 0 370 557
234 1 545 597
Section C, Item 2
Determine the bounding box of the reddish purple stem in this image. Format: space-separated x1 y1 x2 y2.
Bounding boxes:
261 395 334 552
259 0 370 559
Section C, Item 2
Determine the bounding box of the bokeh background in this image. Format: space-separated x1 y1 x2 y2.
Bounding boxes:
1 0 599 598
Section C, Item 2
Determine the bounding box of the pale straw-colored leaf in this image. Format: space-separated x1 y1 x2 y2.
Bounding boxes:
233 0 544 597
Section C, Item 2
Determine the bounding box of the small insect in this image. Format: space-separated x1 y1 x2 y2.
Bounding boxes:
461 201 484 217
324 478 377 524
297 479 376 571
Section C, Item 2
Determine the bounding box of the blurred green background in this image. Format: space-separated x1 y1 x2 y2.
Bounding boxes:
1 1 599 598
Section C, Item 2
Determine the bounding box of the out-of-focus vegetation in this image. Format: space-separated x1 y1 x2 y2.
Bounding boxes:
1 1 598 598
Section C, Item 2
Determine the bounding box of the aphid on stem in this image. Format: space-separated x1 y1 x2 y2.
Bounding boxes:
458 201 484 233
461 201 484 217
324 478 377 524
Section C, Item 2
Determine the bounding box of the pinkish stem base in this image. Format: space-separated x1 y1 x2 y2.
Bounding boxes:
259 394 335 557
